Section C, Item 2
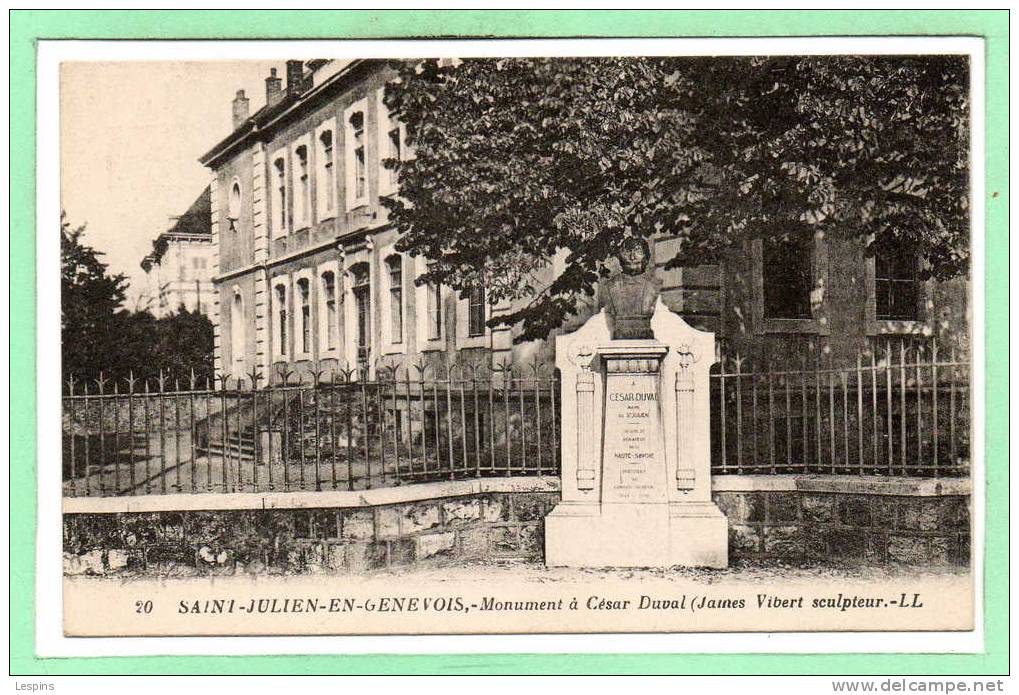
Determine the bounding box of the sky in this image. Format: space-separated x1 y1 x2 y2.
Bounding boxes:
60 60 277 307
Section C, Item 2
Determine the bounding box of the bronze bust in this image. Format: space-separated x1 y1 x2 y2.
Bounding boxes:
604 236 662 340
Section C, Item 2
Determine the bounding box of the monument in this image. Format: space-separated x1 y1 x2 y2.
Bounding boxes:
545 237 729 568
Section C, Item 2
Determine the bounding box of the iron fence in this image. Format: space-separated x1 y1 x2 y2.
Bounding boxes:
62 343 971 498
710 341 970 477
62 364 560 497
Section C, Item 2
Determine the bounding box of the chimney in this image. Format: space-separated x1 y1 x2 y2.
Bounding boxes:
231 89 249 129
265 67 282 106
286 59 304 97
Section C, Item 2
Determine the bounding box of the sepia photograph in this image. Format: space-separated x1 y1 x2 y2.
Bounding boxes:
41 35 984 648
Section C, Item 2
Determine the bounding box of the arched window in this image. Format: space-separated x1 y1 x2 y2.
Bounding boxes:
350 112 366 200
296 277 311 356
425 263 442 341
319 129 334 214
320 270 338 351
350 263 371 369
274 283 288 358
272 155 287 235
344 102 368 210
294 144 310 229
230 289 245 374
386 255 403 344
228 179 242 224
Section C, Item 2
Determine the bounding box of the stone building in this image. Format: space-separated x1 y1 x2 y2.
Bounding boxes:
139 186 216 317
202 59 553 383
201 58 970 383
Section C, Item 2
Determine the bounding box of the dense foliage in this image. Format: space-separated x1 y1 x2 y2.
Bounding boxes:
61 214 214 385
383 56 969 341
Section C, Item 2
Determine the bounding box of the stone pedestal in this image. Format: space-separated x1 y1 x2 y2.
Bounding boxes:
545 299 728 568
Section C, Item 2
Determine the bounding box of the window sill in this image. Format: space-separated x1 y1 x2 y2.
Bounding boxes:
293 354 313 363
866 319 933 337
418 339 444 353
457 334 489 350
315 214 337 224
345 200 370 213
759 318 831 335
382 344 407 356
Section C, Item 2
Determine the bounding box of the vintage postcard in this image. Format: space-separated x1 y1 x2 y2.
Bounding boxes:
37 33 985 652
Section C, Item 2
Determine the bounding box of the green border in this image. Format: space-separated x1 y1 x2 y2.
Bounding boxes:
10 9 1008 675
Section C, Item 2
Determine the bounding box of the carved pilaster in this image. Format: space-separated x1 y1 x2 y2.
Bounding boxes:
573 344 596 492
674 344 697 491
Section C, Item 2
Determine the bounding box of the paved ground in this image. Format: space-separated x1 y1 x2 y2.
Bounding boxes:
368 557 971 584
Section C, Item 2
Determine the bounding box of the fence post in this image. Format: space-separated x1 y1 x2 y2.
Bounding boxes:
66 376 77 496
932 339 939 475
96 373 107 496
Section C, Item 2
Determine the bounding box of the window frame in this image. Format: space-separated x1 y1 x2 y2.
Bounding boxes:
750 235 831 335
468 286 486 338
316 260 342 358
230 286 246 378
227 177 242 230
271 275 290 361
314 117 338 222
864 244 934 337
415 257 445 352
269 148 288 238
381 252 405 353
291 136 312 231
293 268 314 361
344 260 373 374
343 98 370 211
376 86 405 197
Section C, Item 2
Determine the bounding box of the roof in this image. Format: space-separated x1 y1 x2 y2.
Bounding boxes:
141 186 212 271
199 59 378 168
168 185 212 238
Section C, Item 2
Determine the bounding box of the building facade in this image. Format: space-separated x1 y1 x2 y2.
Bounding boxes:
202 59 969 384
139 186 217 317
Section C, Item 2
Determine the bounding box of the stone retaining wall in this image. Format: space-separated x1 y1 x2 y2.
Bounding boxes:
716 490 970 565
63 492 559 577
62 476 970 576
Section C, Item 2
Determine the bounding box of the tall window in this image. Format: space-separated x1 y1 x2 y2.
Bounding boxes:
468 286 486 337
875 248 920 321
274 284 288 357
386 255 403 344
297 278 311 355
763 238 812 319
272 156 287 235
351 112 365 200
386 127 402 189
351 264 371 368
321 270 338 351
344 101 369 210
294 144 310 229
427 280 442 340
319 129 334 215
377 86 404 196
231 290 245 372
228 180 241 230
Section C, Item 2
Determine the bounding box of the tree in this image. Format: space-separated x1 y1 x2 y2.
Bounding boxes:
61 213 128 380
384 56 969 342
61 213 214 384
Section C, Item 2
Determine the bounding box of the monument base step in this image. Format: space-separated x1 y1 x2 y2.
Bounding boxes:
544 502 728 569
